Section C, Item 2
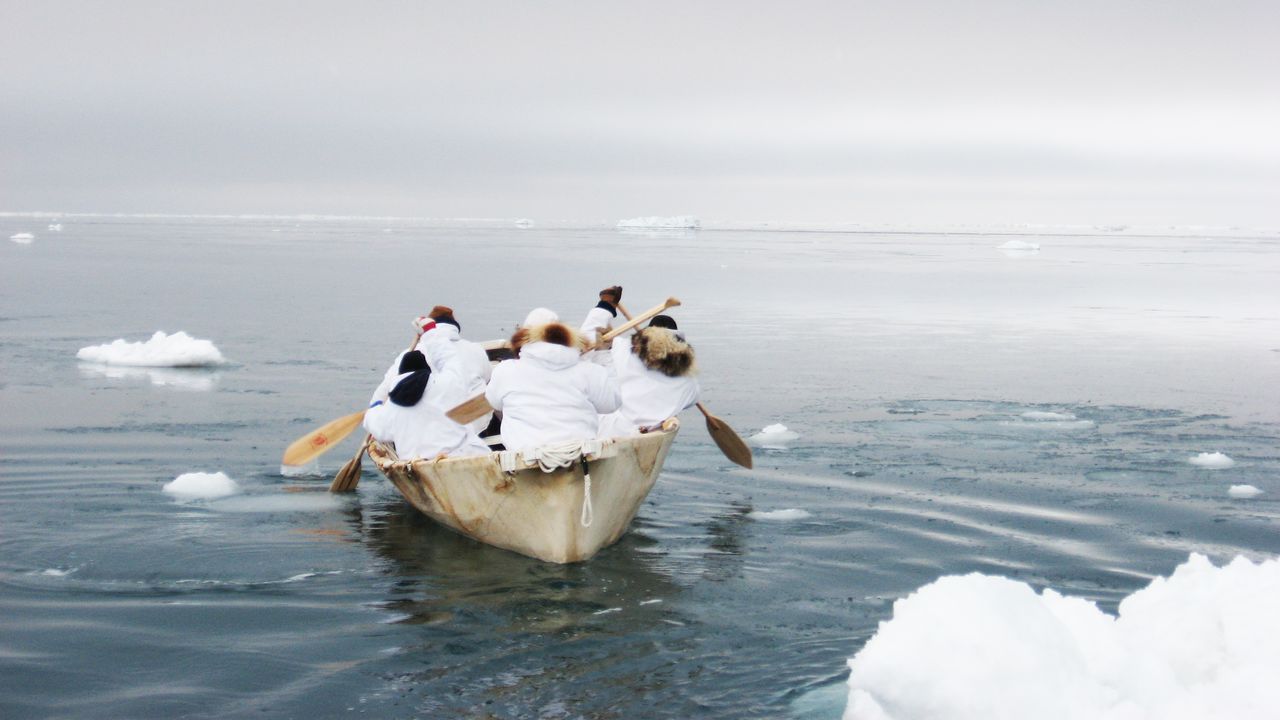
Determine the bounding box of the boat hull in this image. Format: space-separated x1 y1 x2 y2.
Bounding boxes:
367 423 678 563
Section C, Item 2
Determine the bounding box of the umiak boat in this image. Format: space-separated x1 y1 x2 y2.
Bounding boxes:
290 298 749 563
365 418 680 564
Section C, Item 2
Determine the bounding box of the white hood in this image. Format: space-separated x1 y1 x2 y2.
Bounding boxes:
519 341 581 370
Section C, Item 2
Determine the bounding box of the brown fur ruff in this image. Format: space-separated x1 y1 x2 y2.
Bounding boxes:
631 327 696 377
511 322 585 355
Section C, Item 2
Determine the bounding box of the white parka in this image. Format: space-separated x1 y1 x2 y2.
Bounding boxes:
597 334 700 437
579 302 618 367
415 323 493 434
485 340 621 454
369 323 492 434
363 371 491 460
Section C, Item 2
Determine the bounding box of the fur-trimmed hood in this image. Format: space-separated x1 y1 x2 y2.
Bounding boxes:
631 327 696 377
510 321 586 356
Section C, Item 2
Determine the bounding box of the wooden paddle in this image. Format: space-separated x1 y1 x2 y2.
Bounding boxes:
329 435 367 492
696 402 753 469
445 297 682 425
623 300 749 468
326 331 431 492
282 410 367 466
599 296 680 345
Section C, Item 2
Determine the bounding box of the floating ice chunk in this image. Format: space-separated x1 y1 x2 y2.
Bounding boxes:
750 423 800 448
41 568 74 577
1228 484 1263 498
163 471 240 500
514 218 534 228
47 223 63 231
1001 417 1095 430
750 508 811 521
997 239 1040 250
9 232 34 244
77 331 226 367
1189 452 1235 469
1021 411 1077 421
845 553 1280 720
616 215 701 230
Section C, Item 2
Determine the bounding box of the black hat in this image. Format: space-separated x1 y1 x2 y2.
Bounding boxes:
390 351 431 406
648 314 678 330
398 350 428 374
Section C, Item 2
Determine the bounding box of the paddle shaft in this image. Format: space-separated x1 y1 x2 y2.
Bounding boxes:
599 297 680 344
285 330 425 467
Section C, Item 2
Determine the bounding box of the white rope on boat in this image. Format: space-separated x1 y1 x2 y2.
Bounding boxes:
495 440 607 528
581 472 594 528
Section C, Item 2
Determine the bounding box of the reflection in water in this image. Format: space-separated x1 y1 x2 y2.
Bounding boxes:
78 362 220 391
701 502 752 583
345 496 700 715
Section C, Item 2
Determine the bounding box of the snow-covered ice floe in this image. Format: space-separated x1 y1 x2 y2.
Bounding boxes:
1021 411 1075 421
77 331 226 367
9 232 34 244
616 215 701 230
749 508 811 521
997 239 1040 251
1000 411 1095 430
997 239 1040 257
1189 452 1235 469
1228 484 1263 499
163 472 240 500
749 423 800 448
514 218 534 228
845 553 1280 720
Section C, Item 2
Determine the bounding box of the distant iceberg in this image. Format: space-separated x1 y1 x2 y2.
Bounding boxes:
1228 484 1262 499
616 216 701 230
9 232 34 244
77 331 226 367
514 218 535 228
997 239 1040 252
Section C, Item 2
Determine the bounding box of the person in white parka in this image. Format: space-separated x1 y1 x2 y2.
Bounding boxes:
597 315 700 438
363 350 491 460
412 307 493 436
485 321 621 455
579 285 623 367
368 306 493 436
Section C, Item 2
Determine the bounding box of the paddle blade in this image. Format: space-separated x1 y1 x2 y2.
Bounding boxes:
329 449 363 493
704 413 753 469
446 393 494 425
282 410 366 466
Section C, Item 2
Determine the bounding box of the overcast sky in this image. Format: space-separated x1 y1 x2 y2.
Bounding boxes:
3 1 1279 226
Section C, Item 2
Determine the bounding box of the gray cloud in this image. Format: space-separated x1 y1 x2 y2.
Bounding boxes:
3 0 1279 225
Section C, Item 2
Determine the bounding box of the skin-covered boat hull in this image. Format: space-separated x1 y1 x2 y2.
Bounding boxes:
367 425 678 563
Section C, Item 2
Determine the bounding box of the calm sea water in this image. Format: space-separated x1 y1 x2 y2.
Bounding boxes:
2 217 1278 718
